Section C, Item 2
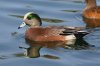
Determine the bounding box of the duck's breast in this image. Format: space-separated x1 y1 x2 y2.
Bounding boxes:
83 7 100 19
83 7 100 27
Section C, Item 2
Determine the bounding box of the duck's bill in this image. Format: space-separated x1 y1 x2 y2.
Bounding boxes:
18 22 26 29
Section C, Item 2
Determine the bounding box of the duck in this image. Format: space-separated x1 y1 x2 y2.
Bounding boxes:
18 12 89 45
83 0 100 28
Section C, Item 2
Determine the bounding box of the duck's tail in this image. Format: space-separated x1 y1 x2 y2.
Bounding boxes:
73 31 89 39
62 30 89 39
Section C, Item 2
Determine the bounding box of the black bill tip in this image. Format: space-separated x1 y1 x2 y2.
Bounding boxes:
18 27 21 29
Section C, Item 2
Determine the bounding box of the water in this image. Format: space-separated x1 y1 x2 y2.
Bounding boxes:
0 0 100 66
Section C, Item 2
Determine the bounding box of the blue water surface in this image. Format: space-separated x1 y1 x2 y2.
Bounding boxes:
0 0 100 66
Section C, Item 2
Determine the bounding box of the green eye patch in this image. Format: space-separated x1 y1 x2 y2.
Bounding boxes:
27 14 33 20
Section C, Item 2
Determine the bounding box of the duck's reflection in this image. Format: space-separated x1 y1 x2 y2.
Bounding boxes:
24 38 69 58
21 38 92 58
24 45 42 58
83 17 100 28
72 38 92 50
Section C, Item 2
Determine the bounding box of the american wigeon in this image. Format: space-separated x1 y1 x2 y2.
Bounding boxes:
83 0 100 28
18 12 89 45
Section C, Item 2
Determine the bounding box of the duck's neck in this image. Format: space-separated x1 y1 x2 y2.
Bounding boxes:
85 0 96 10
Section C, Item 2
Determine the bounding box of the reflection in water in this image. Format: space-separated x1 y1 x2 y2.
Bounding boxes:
0 56 8 60
42 55 60 60
41 18 64 23
25 45 42 58
72 38 93 50
14 53 25 57
62 10 80 13
11 32 18 36
9 14 23 19
20 38 92 58
24 38 71 58
72 1 83 3
83 17 100 28
52 0 83 3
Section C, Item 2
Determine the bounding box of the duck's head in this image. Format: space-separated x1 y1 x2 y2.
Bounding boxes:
18 12 42 29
